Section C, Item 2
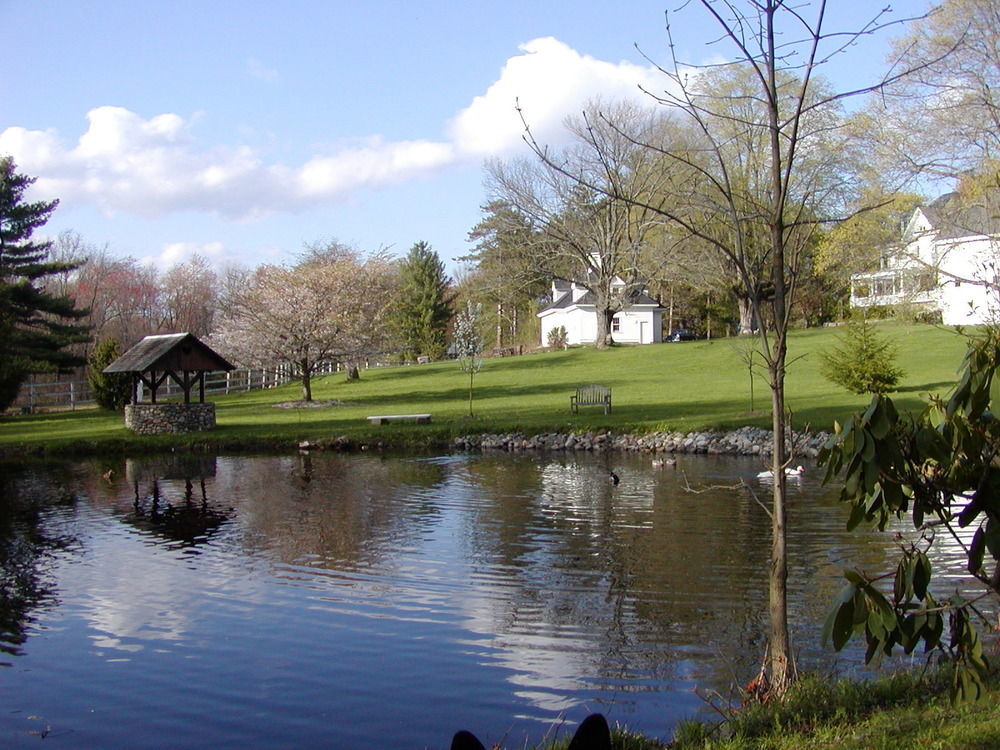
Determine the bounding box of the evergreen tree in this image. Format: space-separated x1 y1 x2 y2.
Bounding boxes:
821 318 904 395
87 337 132 410
394 241 452 360
0 157 90 410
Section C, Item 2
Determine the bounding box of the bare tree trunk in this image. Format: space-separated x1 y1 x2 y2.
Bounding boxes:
667 285 675 337
767 355 792 689
496 302 503 348
595 307 615 349
737 296 757 335
300 359 313 401
765 22 792 686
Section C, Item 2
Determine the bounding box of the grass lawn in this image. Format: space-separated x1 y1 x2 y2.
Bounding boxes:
0 322 974 456
668 670 1000 750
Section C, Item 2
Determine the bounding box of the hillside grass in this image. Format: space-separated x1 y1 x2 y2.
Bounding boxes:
0 322 973 456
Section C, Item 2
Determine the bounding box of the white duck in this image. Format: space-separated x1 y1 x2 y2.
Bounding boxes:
756 465 805 479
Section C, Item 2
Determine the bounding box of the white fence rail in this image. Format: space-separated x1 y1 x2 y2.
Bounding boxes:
10 362 342 413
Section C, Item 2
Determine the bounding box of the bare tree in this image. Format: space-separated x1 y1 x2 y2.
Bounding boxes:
489 101 675 349
870 0 1000 182
521 1 941 694
160 254 218 337
49 233 164 350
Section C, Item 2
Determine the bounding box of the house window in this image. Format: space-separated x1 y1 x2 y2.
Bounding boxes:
612 316 621 333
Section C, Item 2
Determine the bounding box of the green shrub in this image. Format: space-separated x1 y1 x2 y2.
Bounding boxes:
547 325 568 349
87 338 132 410
821 318 904 395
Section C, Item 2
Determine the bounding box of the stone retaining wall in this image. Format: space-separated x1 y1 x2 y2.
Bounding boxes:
453 425 831 458
124 403 217 434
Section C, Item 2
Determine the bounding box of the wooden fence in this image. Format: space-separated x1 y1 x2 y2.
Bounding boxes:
10 361 342 413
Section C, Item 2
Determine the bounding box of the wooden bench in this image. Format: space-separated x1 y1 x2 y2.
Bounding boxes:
570 385 611 415
366 413 432 425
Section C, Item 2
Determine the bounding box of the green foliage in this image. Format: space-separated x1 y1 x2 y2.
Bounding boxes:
464 199 548 348
819 328 1000 703
87 338 132 410
821 319 904 395
546 325 568 349
0 157 90 410
394 241 452 360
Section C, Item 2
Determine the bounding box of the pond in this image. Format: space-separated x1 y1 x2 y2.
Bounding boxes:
0 451 975 748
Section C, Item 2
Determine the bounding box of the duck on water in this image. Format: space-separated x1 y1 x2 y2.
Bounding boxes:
756 465 805 479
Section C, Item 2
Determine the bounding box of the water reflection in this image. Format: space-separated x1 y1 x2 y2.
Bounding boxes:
124 456 231 549
0 464 78 661
0 451 987 749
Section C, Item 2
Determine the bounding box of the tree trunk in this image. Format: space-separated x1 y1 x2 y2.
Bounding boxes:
595 307 614 349
737 295 757 335
300 359 313 402
667 285 675 338
468 369 474 416
764 3 792 693
767 355 792 691
496 302 503 348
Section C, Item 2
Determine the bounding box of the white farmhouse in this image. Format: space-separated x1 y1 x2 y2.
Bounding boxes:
850 193 1000 325
537 277 664 346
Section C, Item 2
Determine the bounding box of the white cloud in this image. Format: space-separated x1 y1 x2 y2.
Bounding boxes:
0 38 667 222
140 240 230 271
448 37 664 155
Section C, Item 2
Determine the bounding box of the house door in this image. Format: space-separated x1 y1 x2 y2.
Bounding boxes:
639 321 647 344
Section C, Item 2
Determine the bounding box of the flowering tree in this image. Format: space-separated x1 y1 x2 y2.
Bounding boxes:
453 300 483 416
214 246 396 401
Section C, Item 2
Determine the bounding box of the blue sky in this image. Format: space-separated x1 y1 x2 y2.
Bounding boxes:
1 1 931 273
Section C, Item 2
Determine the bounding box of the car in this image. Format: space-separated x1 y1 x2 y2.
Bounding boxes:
668 328 698 342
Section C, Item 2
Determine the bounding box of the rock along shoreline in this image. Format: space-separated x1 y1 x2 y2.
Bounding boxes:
450 425 831 459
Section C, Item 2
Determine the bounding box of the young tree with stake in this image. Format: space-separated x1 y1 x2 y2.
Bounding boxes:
453 300 483 417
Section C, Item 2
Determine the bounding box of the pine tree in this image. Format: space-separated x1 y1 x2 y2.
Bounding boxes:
821 318 904 395
0 157 90 410
87 337 132 410
394 241 452 361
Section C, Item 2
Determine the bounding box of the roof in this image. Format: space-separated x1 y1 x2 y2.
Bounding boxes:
537 288 663 314
104 333 236 373
922 192 999 240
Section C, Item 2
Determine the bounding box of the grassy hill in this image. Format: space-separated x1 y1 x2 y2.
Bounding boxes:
0 322 974 455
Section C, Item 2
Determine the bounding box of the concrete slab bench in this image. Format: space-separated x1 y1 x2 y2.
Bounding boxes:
366 413 432 425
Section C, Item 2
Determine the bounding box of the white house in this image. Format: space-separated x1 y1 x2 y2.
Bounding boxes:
537 277 665 346
850 193 1000 325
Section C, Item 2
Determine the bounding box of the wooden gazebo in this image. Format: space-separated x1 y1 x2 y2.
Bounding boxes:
104 333 235 434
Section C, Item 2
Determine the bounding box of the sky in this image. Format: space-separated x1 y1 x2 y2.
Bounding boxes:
1 0 932 274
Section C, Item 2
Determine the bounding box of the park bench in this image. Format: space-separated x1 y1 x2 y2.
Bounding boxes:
570 385 611 415
366 413 432 425
490 346 522 357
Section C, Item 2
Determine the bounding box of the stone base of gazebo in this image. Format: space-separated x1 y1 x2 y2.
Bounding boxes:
125 403 216 434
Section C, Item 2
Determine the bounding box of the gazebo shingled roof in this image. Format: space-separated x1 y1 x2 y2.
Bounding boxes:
104 332 235 404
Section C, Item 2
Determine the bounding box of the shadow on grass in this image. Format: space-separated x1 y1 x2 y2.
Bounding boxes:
894 381 956 395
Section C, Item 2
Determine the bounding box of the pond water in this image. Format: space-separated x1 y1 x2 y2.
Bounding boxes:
0 451 977 748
